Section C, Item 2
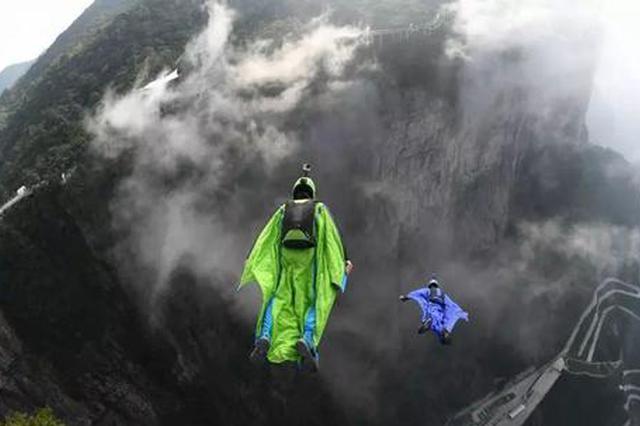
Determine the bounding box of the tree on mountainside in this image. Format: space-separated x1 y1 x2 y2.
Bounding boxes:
0 408 65 426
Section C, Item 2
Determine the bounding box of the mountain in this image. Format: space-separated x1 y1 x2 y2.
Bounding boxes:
0 60 35 94
0 0 638 425
0 0 141 150
0 0 200 196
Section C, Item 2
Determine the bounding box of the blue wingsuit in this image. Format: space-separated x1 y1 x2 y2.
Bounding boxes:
404 280 468 343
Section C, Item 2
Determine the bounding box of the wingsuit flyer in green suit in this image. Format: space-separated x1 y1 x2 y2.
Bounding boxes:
239 164 353 372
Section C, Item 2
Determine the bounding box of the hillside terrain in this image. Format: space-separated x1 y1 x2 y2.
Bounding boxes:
0 61 35 95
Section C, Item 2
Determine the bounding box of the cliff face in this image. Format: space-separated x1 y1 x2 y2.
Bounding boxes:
0 0 638 425
372 30 601 258
0 186 155 424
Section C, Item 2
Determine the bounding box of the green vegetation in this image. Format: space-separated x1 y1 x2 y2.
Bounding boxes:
0 408 65 426
0 0 205 199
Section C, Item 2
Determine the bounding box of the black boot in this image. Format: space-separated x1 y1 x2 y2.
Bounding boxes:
418 318 432 334
249 337 270 363
296 339 319 373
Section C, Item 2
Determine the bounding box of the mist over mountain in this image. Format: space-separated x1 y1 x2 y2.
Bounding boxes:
0 0 638 425
0 61 34 95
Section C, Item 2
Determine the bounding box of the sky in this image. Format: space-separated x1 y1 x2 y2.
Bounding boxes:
0 0 94 71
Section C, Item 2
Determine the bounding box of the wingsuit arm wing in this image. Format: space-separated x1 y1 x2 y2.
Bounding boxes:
239 207 284 340
329 209 349 262
443 295 469 332
239 206 284 299
317 204 348 292
310 203 348 347
407 288 430 323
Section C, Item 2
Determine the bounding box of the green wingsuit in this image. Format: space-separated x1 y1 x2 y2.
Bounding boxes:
239 176 347 364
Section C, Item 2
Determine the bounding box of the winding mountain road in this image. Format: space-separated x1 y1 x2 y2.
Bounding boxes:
447 278 640 426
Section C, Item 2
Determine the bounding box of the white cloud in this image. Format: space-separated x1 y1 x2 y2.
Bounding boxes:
446 0 599 54
233 22 362 87
87 1 366 300
518 220 640 275
445 0 640 162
